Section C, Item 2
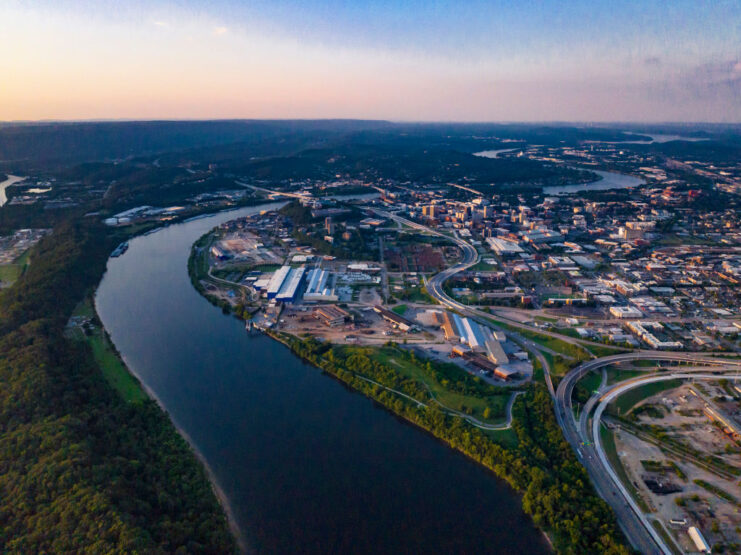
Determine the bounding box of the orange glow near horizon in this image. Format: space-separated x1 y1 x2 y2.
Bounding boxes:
1 4 739 122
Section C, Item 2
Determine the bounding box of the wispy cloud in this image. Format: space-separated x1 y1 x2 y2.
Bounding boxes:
153 20 169 28
685 58 741 93
644 56 662 67
213 26 228 35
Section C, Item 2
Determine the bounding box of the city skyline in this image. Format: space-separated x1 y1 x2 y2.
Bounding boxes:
1 0 739 122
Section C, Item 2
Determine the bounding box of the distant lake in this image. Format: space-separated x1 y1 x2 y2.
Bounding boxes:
96 205 550 554
472 150 644 196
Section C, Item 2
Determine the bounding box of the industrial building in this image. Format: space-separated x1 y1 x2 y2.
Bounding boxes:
486 237 523 256
610 306 643 319
266 266 292 299
441 312 510 365
275 266 306 303
314 305 350 327
687 526 711 554
626 321 683 349
485 337 509 365
373 306 414 332
451 345 519 381
303 268 338 302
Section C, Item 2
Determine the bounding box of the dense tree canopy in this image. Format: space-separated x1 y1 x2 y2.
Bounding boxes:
0 220 235 553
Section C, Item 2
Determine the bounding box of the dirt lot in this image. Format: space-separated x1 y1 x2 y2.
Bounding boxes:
385 244 447 273
612 383 741 552
357 287 382 305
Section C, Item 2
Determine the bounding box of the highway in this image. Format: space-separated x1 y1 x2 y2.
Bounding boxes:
372 208 631 353
556 353 741 554
371 208 560 395
590 371 741 555
373 207 741 552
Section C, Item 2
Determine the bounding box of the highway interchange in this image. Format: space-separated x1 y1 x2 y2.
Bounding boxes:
377 207 741 554
231 190 741 553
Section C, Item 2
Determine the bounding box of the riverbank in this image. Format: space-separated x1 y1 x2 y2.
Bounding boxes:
70 295 247 552
0 174 25 207
98 202 557 554
0 217 237 552
259 330 628 553
184 217 629 553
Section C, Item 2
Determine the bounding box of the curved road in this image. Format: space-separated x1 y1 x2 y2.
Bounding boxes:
371 207 741 553
556 353 741 554
371 208 560 395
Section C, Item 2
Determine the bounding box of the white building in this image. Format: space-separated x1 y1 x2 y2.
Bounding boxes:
610 306 643 319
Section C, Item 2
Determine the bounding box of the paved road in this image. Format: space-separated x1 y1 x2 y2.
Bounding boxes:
373 208 573 397
590 370 741 555
372 209 560 396
371 208 631 355
556 352 741 554
355 374 523 431
371 207 741 552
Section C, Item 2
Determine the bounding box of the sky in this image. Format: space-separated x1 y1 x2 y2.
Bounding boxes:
0 0 739 122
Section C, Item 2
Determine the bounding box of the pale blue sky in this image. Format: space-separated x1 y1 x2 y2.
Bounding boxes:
1 0 739 121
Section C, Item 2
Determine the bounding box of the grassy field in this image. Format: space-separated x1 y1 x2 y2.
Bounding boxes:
651 521 682 555
587 343 629 357
69 299 148 403
533 315 559 323
572 369 604 411
0 247 32 286
471 259 498 271
578 370 604 395
540 351 578 377
484 427 519 448
391 304 408 315
395 286 436 303
658 234 715 247
600 424 651 513
212 262 281 280
0 263 22 285
611 379 682 416
370 347 509 423
486 316 592 360
606 367 649 385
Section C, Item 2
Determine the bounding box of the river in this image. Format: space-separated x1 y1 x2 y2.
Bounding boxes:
0 175 25 207
472 151 644 195
95 205 550 554
474 148 520 159
543 169 644 195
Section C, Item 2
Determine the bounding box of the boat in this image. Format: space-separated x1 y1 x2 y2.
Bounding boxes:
110 241 129 257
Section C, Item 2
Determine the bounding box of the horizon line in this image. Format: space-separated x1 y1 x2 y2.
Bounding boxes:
1 118 740 127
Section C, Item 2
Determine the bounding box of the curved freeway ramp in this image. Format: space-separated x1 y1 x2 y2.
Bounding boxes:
556 353 741 554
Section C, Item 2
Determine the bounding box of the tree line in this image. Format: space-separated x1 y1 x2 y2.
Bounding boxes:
0 219 235 552
275 333 630 554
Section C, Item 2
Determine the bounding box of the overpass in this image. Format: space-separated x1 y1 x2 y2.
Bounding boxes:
556 353 741 554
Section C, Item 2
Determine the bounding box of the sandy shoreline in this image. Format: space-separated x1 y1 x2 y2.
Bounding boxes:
94 298 249 553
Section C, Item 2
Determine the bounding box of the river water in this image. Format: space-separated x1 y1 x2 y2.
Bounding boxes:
0 175 25 207
472 150 644 195
543 169 644 195
474 148 520 159
95 205 549 554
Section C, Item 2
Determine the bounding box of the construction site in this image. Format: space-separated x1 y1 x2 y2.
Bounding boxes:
605 381 741 553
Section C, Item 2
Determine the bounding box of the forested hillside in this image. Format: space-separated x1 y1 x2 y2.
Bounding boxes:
0 220 235 552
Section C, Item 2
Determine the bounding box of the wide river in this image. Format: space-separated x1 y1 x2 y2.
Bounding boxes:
543 169 644 195
473 151 645 195
96 204 550 554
